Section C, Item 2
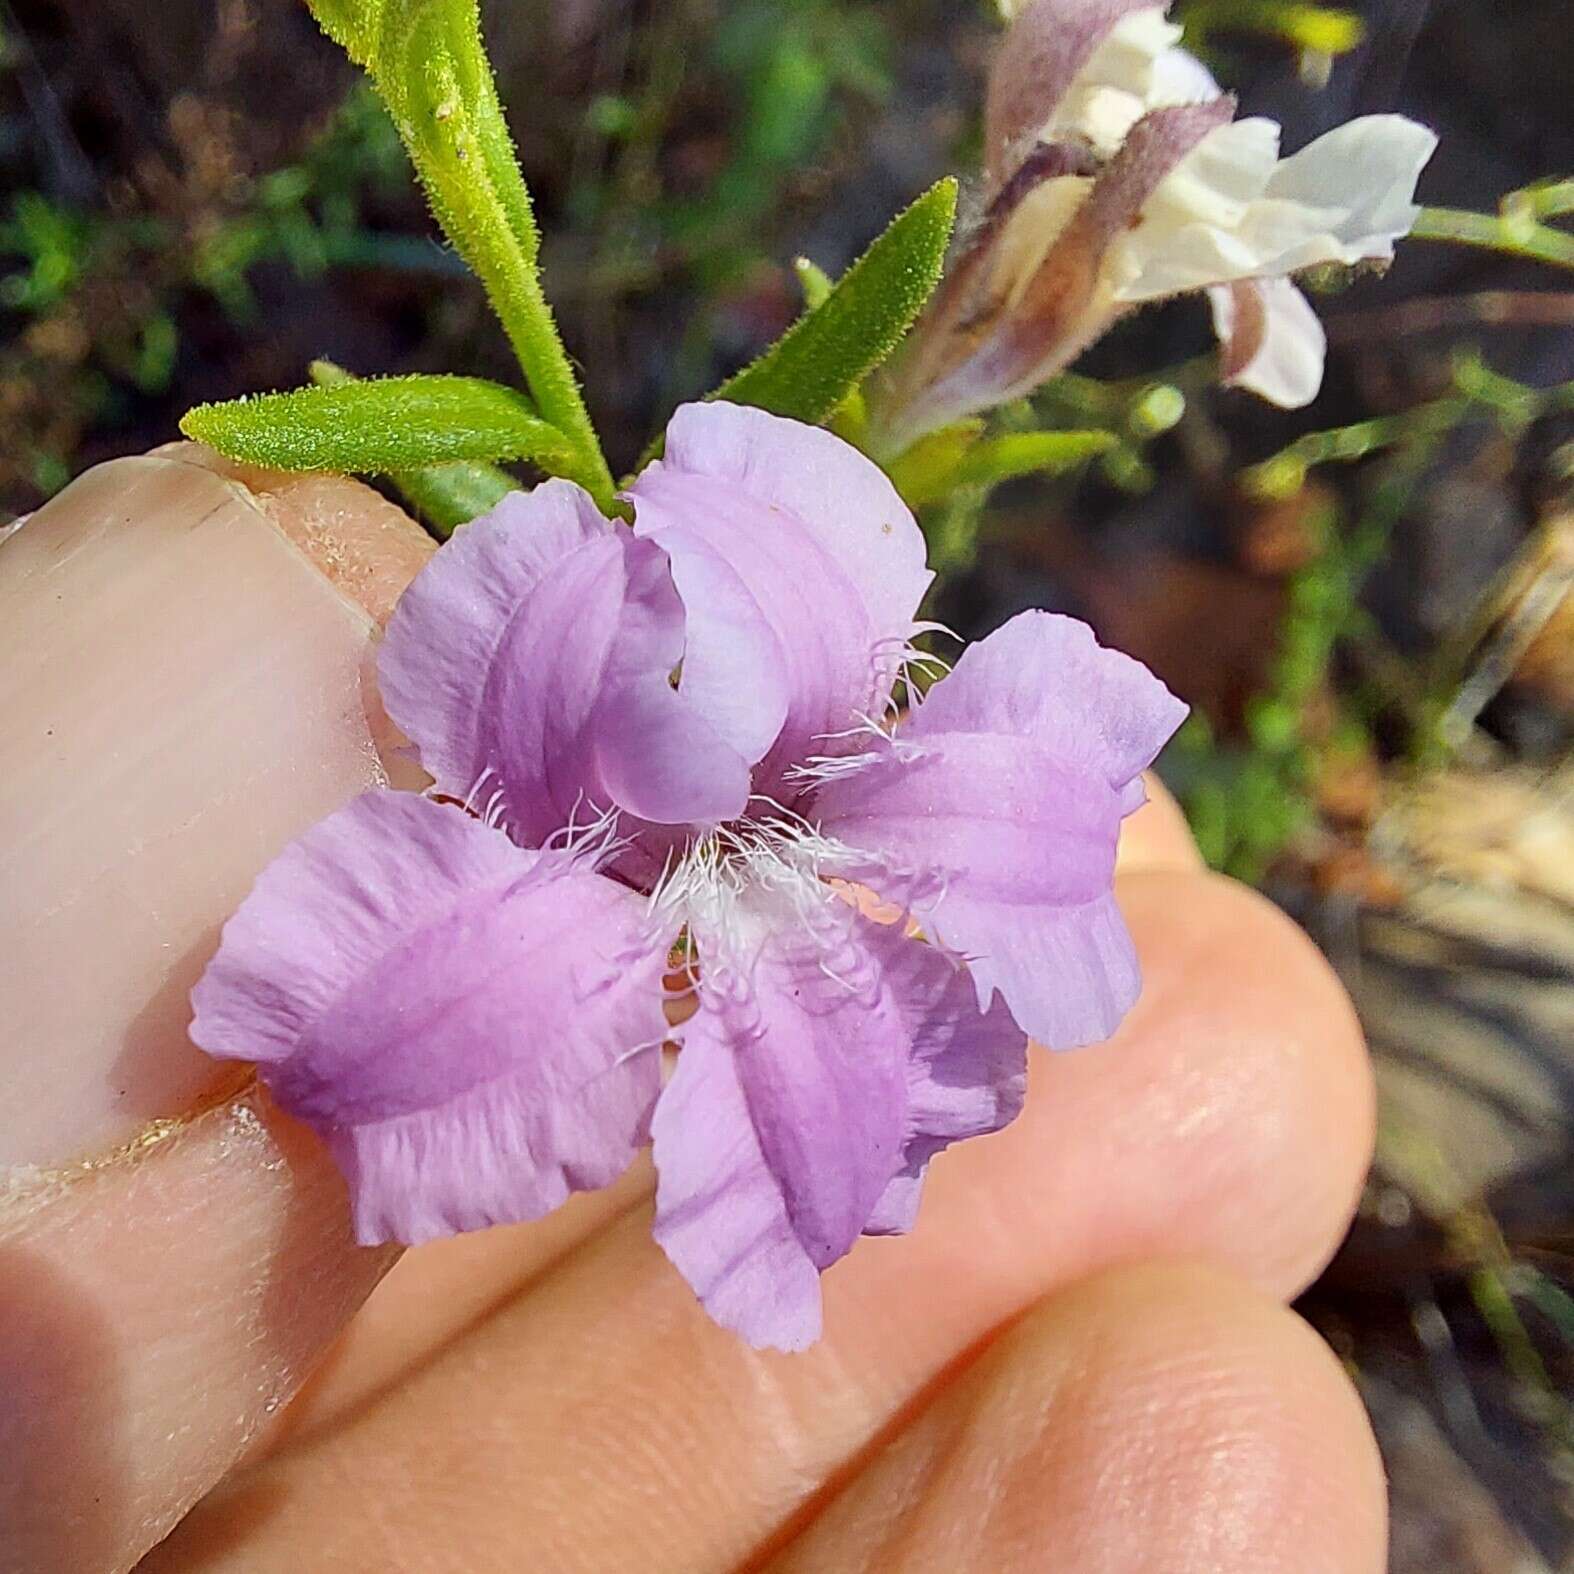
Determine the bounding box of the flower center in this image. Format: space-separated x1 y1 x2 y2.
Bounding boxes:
645 814 863 994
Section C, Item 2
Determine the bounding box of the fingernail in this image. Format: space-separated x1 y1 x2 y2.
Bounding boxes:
0 447 432 1169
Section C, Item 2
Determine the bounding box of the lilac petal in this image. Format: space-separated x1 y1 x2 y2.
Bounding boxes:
661 402 932 642
814 612 1185 1047
814 738 1133 1046
906 609 1189 789
652 896 914 1349
650 1026 825 1351
630 475 852 800
645 526 790 767
190 791 670 1245
379 479 749 840
590 674 751 827
860 1171 926 1238
932 888 1140 1050
815 733 1125 908
378 479 605 810
860 926 1028 1236
587 534 754 824
630 403 932 795
1209 277 1326 408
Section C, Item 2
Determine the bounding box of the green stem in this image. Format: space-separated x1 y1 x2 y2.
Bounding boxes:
1467 1267 1574 1449
1246 356 1574 502
1515 179 1574 221
1241 398 1465 498
308 0 615 511
1409 205 1574 271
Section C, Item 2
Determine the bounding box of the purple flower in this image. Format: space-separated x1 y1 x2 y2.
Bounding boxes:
190 401 1184 1349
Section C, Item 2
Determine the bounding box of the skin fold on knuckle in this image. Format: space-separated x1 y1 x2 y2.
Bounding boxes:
0 1088 397 1574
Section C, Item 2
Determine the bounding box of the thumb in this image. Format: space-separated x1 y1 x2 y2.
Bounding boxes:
0 447 433 1572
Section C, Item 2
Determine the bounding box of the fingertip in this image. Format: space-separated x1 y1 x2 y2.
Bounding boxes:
1 452 431 1172
1109 870 1375 1297
996 1263 1388 1574
161 443 435 625
1117 773 1204 874
769 1262 1387 1574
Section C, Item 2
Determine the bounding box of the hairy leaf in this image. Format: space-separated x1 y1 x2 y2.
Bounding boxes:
306 359 517 534
389 461 517 536
181 376 572 474
713 179 958 425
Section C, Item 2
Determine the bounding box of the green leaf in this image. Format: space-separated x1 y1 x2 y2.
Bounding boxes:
953 430 1117 489
389 460 516 536
885 421 985 509
890 425 1115 510
307 359 516 536
712 178 957 425
181 375 573 474
301 0 613 508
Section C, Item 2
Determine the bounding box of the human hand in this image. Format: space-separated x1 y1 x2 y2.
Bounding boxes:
0 450 1382 1573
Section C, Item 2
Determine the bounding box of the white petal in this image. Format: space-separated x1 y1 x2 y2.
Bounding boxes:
1149 39 1221 103
1209 277 1327 408
1047 7 1219 155
1265 114 1440 257
1109 113 1437 300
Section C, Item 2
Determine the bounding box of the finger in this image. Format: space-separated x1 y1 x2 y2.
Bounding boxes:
0 448 437 1572
1 446 429 1170
1116 773 1204 875
149 868 1373 1572
926 869 1375 1303
0 1089 395 1574
763 1262 1386 1574
264 1160 658 1453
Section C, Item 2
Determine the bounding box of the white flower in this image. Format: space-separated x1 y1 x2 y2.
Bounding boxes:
1107 113 1436 299
877 0 1437 447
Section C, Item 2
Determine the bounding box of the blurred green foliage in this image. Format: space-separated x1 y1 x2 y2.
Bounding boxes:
0 80 425 506
579 0 892 293
187 83 418 321
1169 353 1574 881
